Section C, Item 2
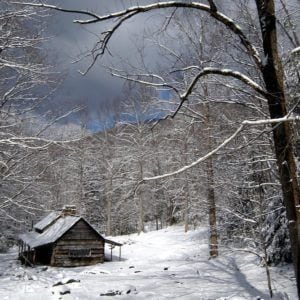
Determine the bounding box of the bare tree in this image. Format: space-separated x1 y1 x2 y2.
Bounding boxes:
0 1 53 231
0 2 83 245
20 0 300 293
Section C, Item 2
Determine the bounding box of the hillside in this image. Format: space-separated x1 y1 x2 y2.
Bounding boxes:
0 226 296 299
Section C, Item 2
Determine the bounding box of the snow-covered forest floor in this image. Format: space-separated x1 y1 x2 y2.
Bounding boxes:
0 226 296 300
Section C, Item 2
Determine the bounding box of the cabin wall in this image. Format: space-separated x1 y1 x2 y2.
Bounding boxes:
51 220 104 267
35 244 53 265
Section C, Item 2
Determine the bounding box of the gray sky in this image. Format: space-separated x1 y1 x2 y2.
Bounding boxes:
42 0 166 127
40 0 299 128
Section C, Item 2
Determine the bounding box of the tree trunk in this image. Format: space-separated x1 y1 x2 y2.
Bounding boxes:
206 108 218 257
184 182 189 233
106 197 112 236
203 89 218 258
207 155 218 257
151 130 167 230
138 194 144 233
106 176 112 236
138 160 145 233
256 0 300 294
182 141 190 233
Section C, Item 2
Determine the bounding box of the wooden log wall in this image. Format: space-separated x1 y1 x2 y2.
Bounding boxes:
51 220 105 267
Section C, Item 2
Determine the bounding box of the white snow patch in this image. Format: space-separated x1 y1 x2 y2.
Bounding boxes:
0 226 297 299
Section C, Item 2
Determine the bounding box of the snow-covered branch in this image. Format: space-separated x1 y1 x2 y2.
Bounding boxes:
173 67 267 118
182 67 267 99
109 69 180 95
0 136 81 150
110 66 267 120
16 1 262 70
142 116 300 182
291 46 300 55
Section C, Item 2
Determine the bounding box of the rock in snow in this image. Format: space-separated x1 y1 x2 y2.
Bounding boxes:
100 289 122 296
59 286 71 295
53 278 80 286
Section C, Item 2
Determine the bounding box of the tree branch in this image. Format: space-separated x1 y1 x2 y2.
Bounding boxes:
171 67 267 118
16 1 262 70
141 116 300 182
110 66 267 120
182 67 267 99
208 0 217 13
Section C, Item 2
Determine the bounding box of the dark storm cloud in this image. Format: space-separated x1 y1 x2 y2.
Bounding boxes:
42 0 167 124
47 0 296 125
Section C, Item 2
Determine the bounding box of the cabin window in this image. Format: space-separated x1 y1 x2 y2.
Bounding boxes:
69 249 91 258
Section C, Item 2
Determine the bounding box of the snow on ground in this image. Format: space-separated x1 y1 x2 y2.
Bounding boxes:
0 226 297 299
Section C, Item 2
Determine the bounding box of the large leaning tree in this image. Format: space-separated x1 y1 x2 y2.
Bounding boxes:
21 0 300 294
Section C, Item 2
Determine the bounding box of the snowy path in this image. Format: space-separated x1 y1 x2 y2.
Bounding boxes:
0 226 296 299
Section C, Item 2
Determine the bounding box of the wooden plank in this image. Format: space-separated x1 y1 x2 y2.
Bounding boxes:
19 253 34 267
56 240 103 245
52 257 104 267
53 254 102 259
62 235 100 240
56 240 104 246
91 250 104 254
49 219 106 267
60 233 102 240
60 220 101 241
54 251 104 257
55 243 104 249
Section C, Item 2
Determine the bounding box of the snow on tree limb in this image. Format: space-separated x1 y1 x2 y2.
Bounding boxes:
172 67 268 117
0 135 81 150
111 66 267 120
114 66 267 119
0 58 49 74
141 116 300 182
291 46 300 55
218 207 256 224
182 67 267 99
109 69 180 95
15 1 262 71
12 2 101 21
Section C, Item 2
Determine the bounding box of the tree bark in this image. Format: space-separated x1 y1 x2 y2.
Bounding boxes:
184 179 189 233
207 151 218 257
106 176 112 236
138 194 144 233
138 160 145 233
205 103 218 257
183 142 190 233
256 0 300 295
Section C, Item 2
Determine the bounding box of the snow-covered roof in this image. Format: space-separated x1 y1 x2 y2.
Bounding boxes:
19 216 81 248
34 211 61 232
105 238 122 247
19 210 120 249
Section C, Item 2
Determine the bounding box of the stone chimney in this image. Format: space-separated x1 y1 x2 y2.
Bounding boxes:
61 205 77 217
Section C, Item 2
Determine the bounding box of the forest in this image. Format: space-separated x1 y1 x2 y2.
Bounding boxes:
0 0 299 298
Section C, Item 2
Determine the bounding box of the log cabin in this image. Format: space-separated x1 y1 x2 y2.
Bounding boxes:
18 205 122 267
